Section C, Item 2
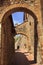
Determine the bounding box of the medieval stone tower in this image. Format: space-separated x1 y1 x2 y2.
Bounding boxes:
0 0 43 65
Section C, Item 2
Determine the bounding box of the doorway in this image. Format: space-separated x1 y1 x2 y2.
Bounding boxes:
1 7 38 65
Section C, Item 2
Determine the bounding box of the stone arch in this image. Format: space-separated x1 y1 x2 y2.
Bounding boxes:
1 3 38 65
16 32 28 39
2 7 37 23
14 33 28 50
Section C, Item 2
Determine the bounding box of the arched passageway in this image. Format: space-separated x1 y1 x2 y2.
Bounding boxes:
1 6 38 65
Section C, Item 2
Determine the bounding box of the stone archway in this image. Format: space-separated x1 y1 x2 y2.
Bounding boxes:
14 33 28 51
1 4 38 65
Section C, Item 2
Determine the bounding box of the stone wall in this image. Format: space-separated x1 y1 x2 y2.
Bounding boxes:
1 16 14 65
0 0 43 65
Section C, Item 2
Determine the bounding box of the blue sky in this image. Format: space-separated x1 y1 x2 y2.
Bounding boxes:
12 12 24 26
